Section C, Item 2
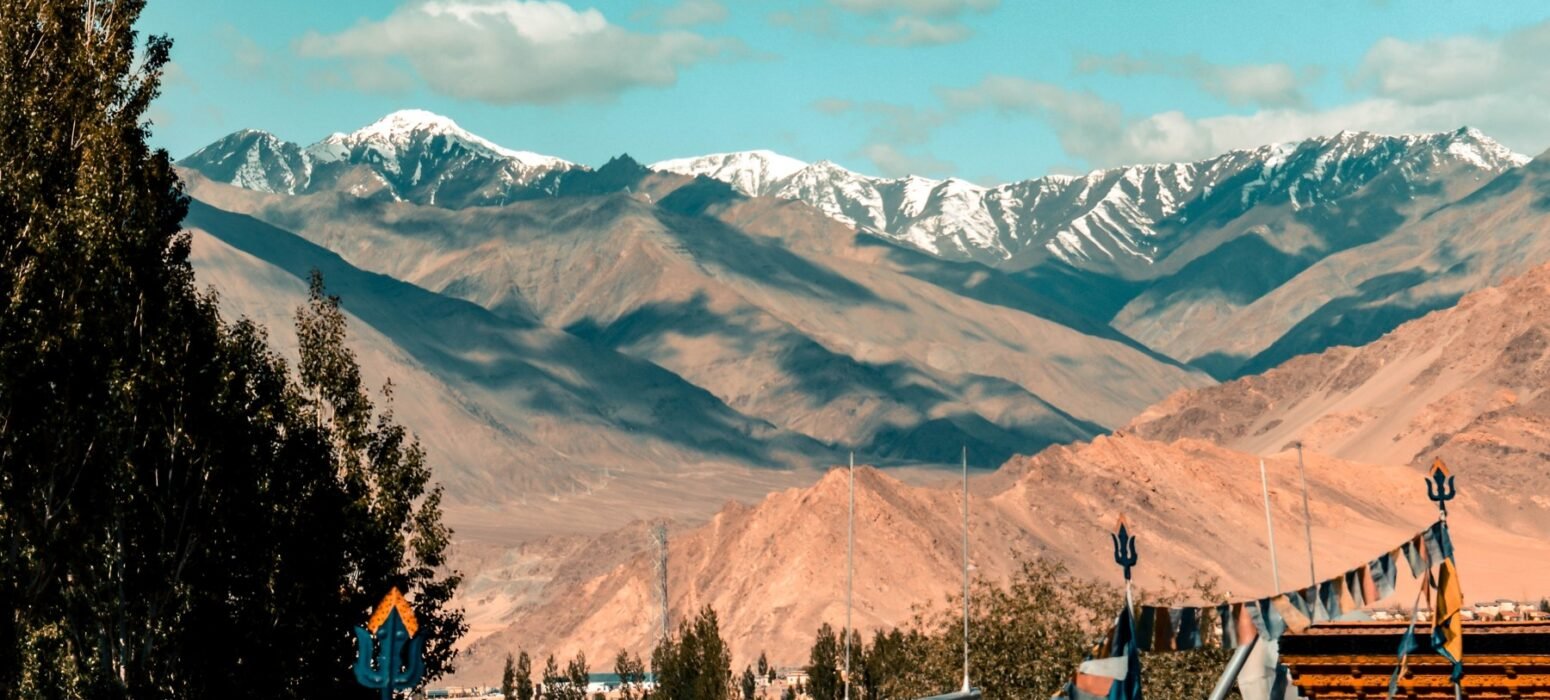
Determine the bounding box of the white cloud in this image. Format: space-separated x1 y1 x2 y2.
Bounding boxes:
812 97 854 115
813 98 955 175
767 6 838 37
296 0 741 104
776 0 995 46
637 0 729 28
1354 18 1550 105
941 74 1550 168
858 142 954 177
1076 52 1322 108
871 17 972 46
830 0 998 18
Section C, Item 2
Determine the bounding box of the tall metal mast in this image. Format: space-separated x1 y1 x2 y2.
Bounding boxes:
1295 442 1317 604
844 453 854 700
961 446 971 694
1258 459 1282 592
651 522 669 642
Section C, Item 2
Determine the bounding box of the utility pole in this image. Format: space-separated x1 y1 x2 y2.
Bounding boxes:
961 446 971 694
1295 442 1318 615
844 453 854 700
652 522 669 642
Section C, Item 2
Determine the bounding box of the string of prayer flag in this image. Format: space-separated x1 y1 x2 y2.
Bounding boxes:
1135 520 1446 653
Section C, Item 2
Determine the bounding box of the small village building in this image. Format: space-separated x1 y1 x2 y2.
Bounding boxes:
782 667 810 686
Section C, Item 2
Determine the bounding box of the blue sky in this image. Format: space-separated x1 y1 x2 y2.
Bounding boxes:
143 0 1550 184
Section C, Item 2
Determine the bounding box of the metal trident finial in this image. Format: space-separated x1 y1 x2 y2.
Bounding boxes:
1427 458 1456 518
1111 516 1138 581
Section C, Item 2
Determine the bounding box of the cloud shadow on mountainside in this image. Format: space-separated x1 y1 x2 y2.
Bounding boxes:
1138 178 1416 320
1193 266 1466 380
650 189 899 311
186 198 829 469
565 291 1103 465
854 235 1196 369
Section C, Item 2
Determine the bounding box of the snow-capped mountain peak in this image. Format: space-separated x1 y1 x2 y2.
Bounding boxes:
650 150 810 196
325 109 570 170
1436 126 1531 170
181 110 577 207
183 115 1530 274
647 127 1529 273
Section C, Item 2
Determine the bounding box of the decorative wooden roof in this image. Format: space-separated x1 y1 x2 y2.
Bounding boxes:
1279 622 1550 699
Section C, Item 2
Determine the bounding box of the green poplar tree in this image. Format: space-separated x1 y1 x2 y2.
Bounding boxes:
741 666 757 700
503 653 518 700
516 650 535 700
805 624 842 700
0 2 466 698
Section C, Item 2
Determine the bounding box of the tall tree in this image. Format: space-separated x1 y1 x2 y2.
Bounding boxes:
805 624 842 700
516 650 535 700
295 271 466 681
741 666 757 700
0 2 463 696
757 652 769 683
542 654 562 700
652 606 733 700
565 651 590 700
503 653 518 700
615 648 646 700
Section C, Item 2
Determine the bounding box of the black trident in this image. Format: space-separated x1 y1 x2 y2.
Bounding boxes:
1112 516 1138 581
1427 458 1456 519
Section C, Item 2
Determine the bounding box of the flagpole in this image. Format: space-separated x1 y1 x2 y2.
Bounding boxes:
1295 442 1318 606
845 452 853 700
961 446 971 694
1258 459 1281 592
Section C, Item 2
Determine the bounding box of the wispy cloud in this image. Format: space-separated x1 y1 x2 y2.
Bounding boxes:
857 143 954 177
941 76 1545 169
871 16 972 47
218 25 284 82
635 0 729 28
296 0 743 104
1075 52 1322 108
829 0 997 17
898 19 1550 170
1353 19 1550 106
767 6 839 37
812 98 955 176
773 0 996 47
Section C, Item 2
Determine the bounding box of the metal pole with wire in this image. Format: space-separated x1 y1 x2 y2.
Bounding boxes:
961 447 971 694
1295 442 1318 613
845 452 854 700
1259 459 1282 593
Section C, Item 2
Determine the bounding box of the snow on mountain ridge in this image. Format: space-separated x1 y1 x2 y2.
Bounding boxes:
649 150 808 196
326 109 571 170
184 114 1529 272
181 110 576 206
649 129 1528 271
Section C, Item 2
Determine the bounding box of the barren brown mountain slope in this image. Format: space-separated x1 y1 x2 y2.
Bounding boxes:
185 203 829 538
1142 149 1550 378
451 434 1549 682
1128 260 1550 534
182 170 1207 466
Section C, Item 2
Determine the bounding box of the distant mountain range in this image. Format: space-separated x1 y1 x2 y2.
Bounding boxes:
176 110 1550 502
183 111 1544 383
177 112 1213 526
653 130 1526 275
177 110 1550 682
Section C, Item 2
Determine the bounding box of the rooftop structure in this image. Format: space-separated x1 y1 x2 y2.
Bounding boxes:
1279 621 1550 699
